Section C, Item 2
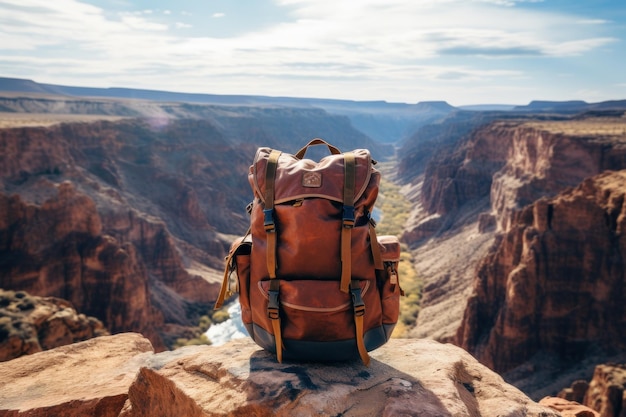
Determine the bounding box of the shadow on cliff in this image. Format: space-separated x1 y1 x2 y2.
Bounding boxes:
241 350 466 417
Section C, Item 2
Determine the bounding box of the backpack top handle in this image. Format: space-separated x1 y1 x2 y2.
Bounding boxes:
295 138 341 160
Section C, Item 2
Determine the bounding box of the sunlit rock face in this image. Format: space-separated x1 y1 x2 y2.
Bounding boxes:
0 334 561 417
457 169 626 373
401 116 626 392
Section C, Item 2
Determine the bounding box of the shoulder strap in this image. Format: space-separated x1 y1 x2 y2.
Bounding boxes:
264 149 281 278
264 149 284 362
340 152 356 293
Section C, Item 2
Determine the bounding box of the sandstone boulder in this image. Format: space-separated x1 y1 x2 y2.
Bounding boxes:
0 333 154 417
539 397 600 417
0 333 560 417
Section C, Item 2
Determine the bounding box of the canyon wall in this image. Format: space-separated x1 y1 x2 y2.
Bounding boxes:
457 169 626 372
401 115 626 389
0 106 388 353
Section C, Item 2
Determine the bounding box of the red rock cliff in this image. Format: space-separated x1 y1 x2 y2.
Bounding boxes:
0 119 250 350
0 183 166 349
457 169 626 373
403 116 626 386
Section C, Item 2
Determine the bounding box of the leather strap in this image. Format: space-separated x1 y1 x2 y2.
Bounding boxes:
368 218 384 270
294 138 341 159
340 152 356 293
264 150 283 362
264 150 281 279
214 231 250 309
267 278 283 362
214 250 236 310
350 279 370 366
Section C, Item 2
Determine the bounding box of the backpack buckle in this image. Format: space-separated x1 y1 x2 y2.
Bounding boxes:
350 284 365 317
263 209 276 232
267 289 280 319
343 205 355 228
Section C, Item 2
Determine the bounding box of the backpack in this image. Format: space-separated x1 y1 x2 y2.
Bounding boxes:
214 139 402 365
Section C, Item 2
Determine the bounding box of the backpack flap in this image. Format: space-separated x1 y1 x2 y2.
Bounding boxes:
250 146 378 209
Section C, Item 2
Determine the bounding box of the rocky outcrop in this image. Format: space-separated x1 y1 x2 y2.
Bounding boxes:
0 333 154 417
0 289 108 362
558 364 626 417
0 332 561 417
539 397 600 417
584 365 626 417
457 170 626 373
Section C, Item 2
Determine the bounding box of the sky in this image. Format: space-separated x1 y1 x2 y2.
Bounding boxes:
0 0 625 106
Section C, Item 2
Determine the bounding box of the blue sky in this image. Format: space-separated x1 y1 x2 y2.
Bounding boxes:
0 0 624 105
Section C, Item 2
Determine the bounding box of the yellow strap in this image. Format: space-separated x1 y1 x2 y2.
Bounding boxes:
271 316 283 363
214 232 250 309
268 278 283 362
368 219 384 270
354 313 370 366
340 227 352 293
266 232 277 279
340 152 356 293
214 256 233 310
350 279 370 366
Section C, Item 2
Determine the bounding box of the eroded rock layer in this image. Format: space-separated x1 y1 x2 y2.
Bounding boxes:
0 333 560 417
457 170 626 373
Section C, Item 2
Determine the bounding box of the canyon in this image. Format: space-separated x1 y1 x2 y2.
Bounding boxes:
1 80 626 415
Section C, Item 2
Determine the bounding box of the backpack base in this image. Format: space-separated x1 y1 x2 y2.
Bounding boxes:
246 322 396 362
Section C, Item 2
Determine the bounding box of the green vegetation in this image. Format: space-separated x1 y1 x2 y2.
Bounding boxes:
211 309 230 324
375 167 422 338
173 333 212 348
0 289 39 346
172 308 231 349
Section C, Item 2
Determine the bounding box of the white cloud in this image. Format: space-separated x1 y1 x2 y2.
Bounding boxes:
118 13 168 31
0 0 621 104
576 19 609 25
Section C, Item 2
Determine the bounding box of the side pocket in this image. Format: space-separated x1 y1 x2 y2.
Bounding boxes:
230 237 252 325
236 251 252 325
379 261 401 326
376 235 402 330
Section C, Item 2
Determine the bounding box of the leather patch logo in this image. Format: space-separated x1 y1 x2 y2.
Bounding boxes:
302 172 322 188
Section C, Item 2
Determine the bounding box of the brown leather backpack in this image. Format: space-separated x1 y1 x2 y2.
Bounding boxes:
215 139 402 365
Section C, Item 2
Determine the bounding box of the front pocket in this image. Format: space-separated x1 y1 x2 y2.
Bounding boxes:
258 280 370 341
